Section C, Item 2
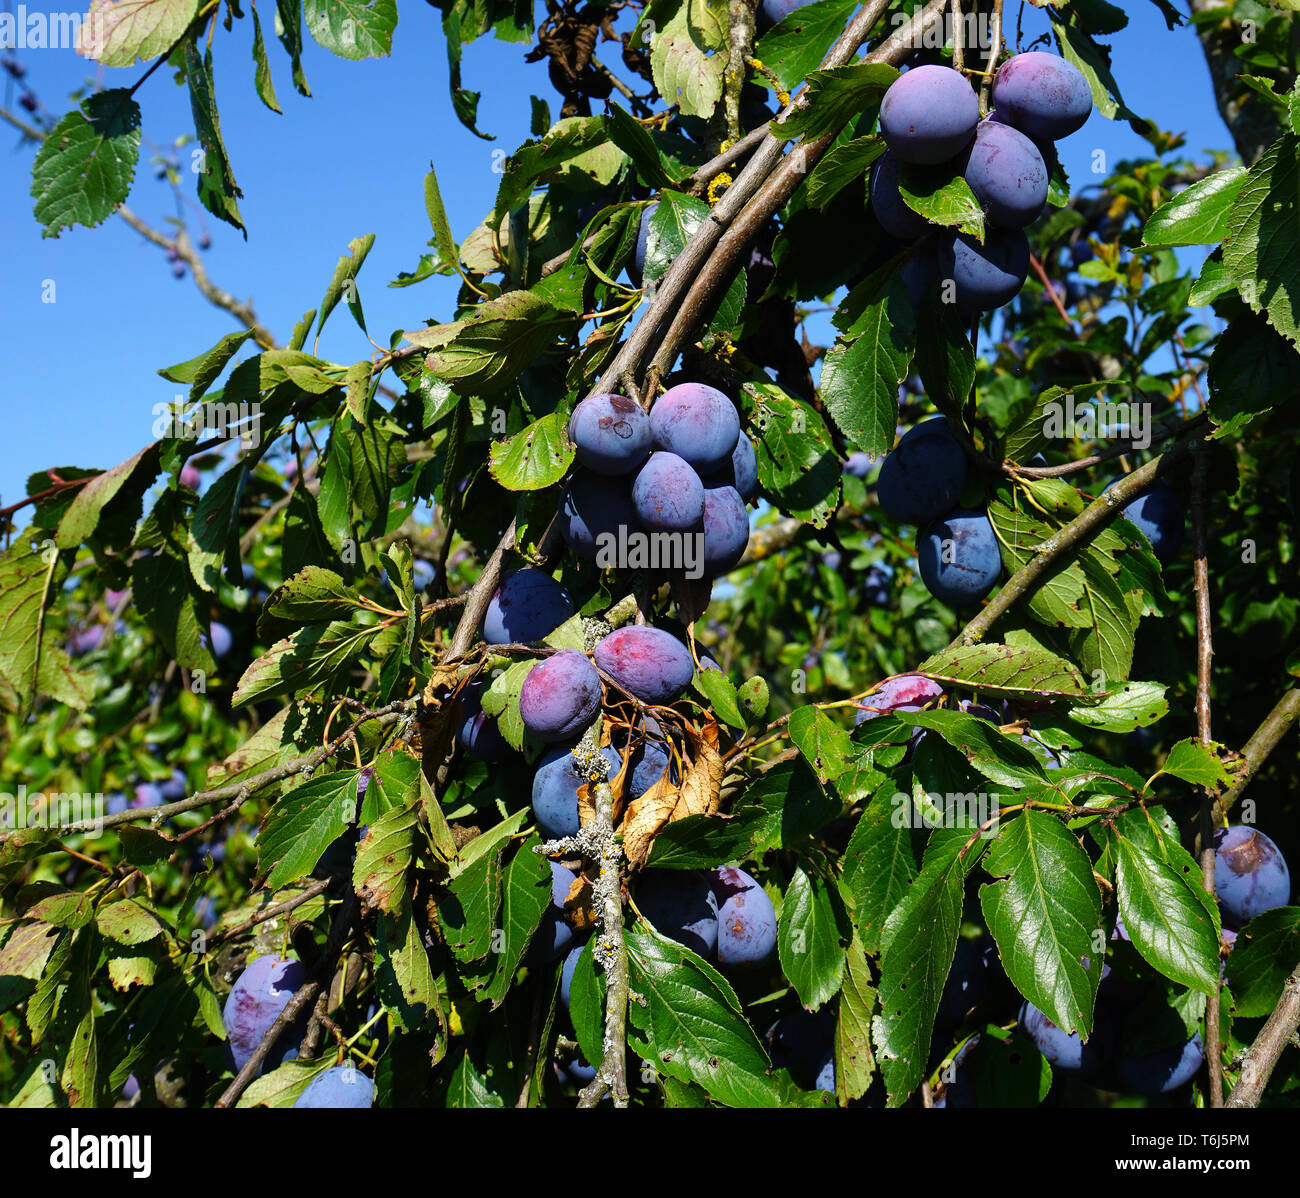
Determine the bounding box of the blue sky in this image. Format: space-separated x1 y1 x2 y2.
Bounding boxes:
0 1 1231 509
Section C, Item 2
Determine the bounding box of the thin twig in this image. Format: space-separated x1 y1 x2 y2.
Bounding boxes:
1190 443 1222 1107
1213 688 1300 823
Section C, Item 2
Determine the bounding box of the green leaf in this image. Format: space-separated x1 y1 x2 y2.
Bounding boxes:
820 277 914 457
775 63 898 142
694 668 747 732
304 0 397 59
1208 312 1299 433
980 810 1103 1036
258 772 357 889
264 566 365 624
96 899 165 947
184 39 245 233
353 802 418 918
30 89 141 238
232 620 382 706
1067 681 1168 732
187 464 243 592
438 848 504 964
250 7 283 113
375 906 442 1031
1143 166 1247 247
898 162 984 238
737 675 769 722
1226 906 1300 1018
1051 9 1140 122
484 837 553 1006
777 866 852 1008
606 101 678 188
78 0 201 66
1154 738 1237 790
237 1057 334 1107
315 234 375 340
840 784 920 953
787 705 855 782
0 526 94 713
56 446 159 550
872 838 976 1103
447 1052 504 1107
492 116 622 226
731 756 840 856
1110 811 1221 995
488 412 575 491
405 289 579 394
912 296 976 419
755 0 861 92
806 135 885 209
62 1004 98 1107
834 937 877 1103
916 642 1090 700
625 926 780 1107
275 0 312 96
157 328 254 397
904 709 1048 789
650 0 726 119
748 381 841 529
1222 135 1300 351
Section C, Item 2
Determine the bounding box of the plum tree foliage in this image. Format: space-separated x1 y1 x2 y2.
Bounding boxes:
3 0 1300 1114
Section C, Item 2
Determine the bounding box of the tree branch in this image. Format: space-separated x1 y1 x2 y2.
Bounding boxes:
950 437 1199 650
1224 957 1300 1107
1191 442 1223 1107
1214 687 1300 823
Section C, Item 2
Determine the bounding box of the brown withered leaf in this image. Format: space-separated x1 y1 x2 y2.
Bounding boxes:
561 871 596 934
417 669 470 779
619 718 724 870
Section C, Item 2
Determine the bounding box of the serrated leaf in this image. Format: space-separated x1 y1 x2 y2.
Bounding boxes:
315 234 375 340
184 39 245 234
304 0 397 59
755 0 861 92
650 1 726 119
375 905 442 1031
872 838 976 1103
1144 166 1246 247
232 620 382 707
775 62 898 142
258 772 357 889
898 163 984 238
484 836 553 1007
447 1051 504 1107
353 802 418 917
1154 738 1237 790
96 899 165 946
78 0 201 67
777 866 851 1008
487 413 574 491
250 7 282 113
819 277 914 457
30 89 140 237
1110 811 1221 995
787 704 854 782
625 926 780 1107
1067 681 1168 731
834 937 876 1103
806 135 885 209
979 810 1102 1037
840 784 920 953
439 848 504 963
264 566 364 624
917 643 1089 700
748 381 841 529
904 709 1048 789
237 1057 333 1107
694 668 746 732
1222 136 1300 351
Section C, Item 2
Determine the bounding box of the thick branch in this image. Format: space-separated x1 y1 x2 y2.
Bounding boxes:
1214 688 1300 822
1224 958 1300 1107
645 0 949 378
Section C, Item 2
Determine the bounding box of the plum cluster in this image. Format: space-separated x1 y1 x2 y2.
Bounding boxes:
562 382 758 580
874 53 1092 315
875 418 1002 607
